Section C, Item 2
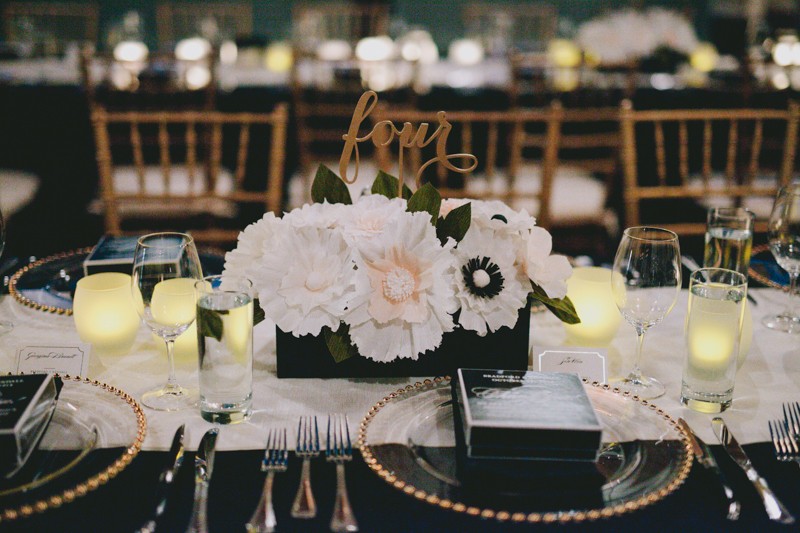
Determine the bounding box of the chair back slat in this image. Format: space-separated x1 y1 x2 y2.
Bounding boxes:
654 121 667 186
679 120 689 183
185 120 197 186
726 119 738 182
703 119 712 181
235 122 251 188
748 119 763 183
130 121 146 191
158 118 171 194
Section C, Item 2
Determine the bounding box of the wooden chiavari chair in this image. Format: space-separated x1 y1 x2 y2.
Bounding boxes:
371 102 618 235
90 105 288 246
619 100 800 236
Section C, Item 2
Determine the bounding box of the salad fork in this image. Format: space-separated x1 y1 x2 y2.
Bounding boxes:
769 420 800 466
327 414 358 532
245 428 288 533
291 415 320 518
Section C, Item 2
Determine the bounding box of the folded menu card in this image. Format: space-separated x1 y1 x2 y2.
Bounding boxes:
453 369 602 461
0 374 62 477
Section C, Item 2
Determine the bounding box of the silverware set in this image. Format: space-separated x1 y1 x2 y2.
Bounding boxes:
248 413 358 533
769 402 800 466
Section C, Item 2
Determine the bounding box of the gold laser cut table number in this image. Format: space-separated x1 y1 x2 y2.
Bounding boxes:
339 91 479 197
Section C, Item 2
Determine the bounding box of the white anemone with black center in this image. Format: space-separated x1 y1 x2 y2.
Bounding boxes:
454 226 530 336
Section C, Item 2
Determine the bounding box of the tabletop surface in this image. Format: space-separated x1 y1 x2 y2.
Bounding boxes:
0 286 799 532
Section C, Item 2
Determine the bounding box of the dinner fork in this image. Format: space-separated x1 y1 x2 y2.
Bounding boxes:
245 428 288 533
783 402 800 443
327 414 358 532
769 420 800 466
291 415 320 518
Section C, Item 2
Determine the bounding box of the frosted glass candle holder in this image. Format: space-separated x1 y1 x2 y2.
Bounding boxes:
73 273 140 354
563 267 622 346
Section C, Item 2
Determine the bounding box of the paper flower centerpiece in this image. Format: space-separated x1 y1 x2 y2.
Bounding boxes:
223 90 579 367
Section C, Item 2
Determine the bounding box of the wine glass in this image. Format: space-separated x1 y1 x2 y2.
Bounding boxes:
132 232 203 411
763 184 800 333
0 206 13 335
611 227 681 400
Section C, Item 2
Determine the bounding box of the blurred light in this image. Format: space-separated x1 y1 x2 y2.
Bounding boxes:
361 62 396 91
266 41 294 72
547 39 581 68
690 42 719 73
552 67 579 91
773 41 793 67
790 67 800 90
399 30 439 64
355 36 396 61
185 65 211 89
316 39 351 61
792 43 800 66
446 68 482 88
219 40 237 65
448 38 484 66
113 40 148 62
650 73 675 90
772 70 790 90
175 37 211 61
110 64 136 89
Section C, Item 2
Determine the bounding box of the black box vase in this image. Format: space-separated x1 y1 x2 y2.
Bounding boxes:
276 306 530 378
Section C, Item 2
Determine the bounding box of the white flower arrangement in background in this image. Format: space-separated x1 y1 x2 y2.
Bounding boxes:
224 167 578 364
577 8 699 65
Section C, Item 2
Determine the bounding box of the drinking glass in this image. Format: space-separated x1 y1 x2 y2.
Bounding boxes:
763 184 800 333
195 275 254 424
681 268 747 413
132 232 203 411
0 206 12 335
703 207 754 276
611 227 681 399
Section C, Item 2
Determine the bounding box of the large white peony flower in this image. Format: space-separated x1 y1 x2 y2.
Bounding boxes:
523 226 573 299
340 194 407 249
283 201 349 230
223 213 284 280
454 226 529 336
344 211 458 362
252 225 360 337
470 199 535 235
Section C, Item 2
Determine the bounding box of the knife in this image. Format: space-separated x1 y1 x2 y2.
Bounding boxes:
678 418 740 520
139 424 186 533
711 417 795 525
185 428 219 533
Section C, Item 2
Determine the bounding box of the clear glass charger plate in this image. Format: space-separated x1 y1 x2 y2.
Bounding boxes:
0 375 146 522
9 247 225 315
358 377 693 524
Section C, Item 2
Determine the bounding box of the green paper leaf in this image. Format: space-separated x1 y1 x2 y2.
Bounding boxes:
436 203 471 244
197 306 229 342
323 323 359 363
311 164 352 205
407 183 441 225
371 170 413 199
528 283 581 324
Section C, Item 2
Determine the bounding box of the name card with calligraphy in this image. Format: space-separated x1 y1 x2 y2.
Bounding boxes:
339 91 478 197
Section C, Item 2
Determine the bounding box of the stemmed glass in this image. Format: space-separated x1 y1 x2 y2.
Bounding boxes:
611 227 681 400
763 184 800 333
132 232 203 411
0 206 13 335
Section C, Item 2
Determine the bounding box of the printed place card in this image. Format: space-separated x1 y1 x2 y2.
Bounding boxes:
15 344 90 376
532 346 607 384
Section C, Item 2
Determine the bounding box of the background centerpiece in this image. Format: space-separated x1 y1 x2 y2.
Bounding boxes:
223 91 579 377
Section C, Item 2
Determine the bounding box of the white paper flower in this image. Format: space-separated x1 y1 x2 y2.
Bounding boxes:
341 194 407 248
439 197 470 218
223 213 284 280
471 199 535 235
283 201 348 229
253 225 359 337
344 211 458 362
523 226 572 299
454 227 529 336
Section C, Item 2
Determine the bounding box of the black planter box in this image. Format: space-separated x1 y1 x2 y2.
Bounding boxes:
276 306 530 378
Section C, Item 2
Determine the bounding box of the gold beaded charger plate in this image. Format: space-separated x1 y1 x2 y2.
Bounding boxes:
359 377 692 524
748 244 790 291
9 247 226 315
0 375 146 523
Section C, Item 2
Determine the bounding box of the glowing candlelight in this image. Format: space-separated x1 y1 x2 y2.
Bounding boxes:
73 273 140 354
563 267 622 345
